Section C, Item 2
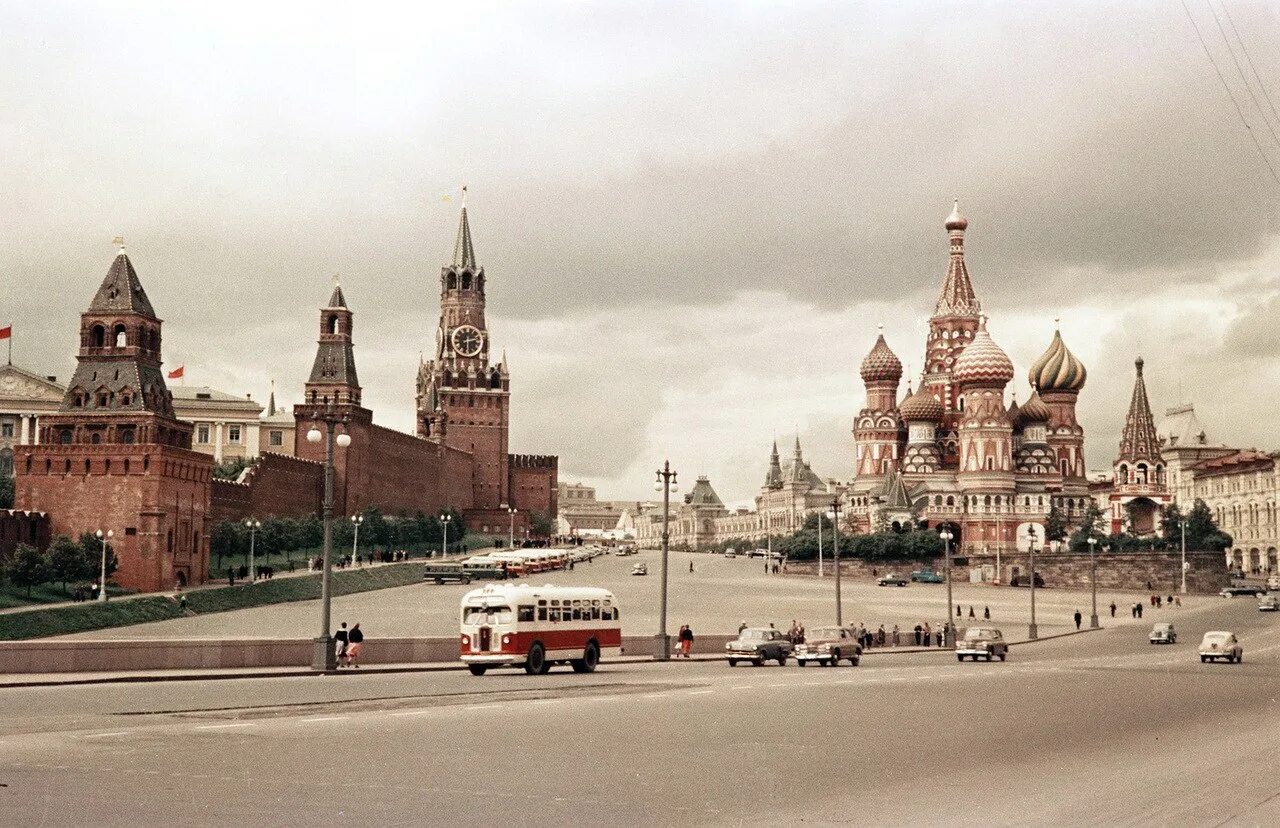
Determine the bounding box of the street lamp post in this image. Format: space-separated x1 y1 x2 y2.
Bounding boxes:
351 513 364 565
306 399 351 672
94 528 113 603
508 506 517 549
1180 517 1188 595
654 461 678 660
817 512 824 578
245 518 261 582
827 499 843 626
939 528 955 646
1087 535 1100 628
440 514 453 560
1028 525 1039 640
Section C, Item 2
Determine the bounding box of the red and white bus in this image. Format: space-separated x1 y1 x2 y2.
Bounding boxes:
459 583 623 675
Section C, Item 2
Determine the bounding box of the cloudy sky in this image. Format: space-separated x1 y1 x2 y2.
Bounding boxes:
5 1 1280 505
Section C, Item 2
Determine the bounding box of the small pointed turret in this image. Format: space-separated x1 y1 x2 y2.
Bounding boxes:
933 200 980 318
267 380 277 417
1117 356 1161 464
764 440 783 488
453 206 477 270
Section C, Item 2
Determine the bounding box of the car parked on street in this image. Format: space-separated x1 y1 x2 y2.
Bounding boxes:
630 562 648 576
1220 585 1265 597
794 626 862 667
1198 631 1243 663
910 568 945 583
726 627 792 666
877 573 909 586
955 627 1008 662
1008 572 1045 588
1258 594 1279 612
1267 574 1280 590
1149 622 1177 644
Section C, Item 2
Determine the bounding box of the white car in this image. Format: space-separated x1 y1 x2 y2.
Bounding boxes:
1198 631 1243 664
1268 575 1280 591
630 562 648 576
1149 623 1176 644
1258 595 1279 612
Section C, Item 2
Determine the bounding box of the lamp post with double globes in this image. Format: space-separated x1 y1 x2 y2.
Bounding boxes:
1027 525 1039 640
507 505 517 549
306 400 351 672
94 528 113 603
351 513 364 565
245 518 261 582
1087 535 1100 628
440 513 453 560
654 461 678 660
826 498 843 626
939 527 955 646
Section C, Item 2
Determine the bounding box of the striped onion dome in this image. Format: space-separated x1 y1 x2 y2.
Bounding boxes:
1029 329 1087 392
953 318 1014 385
859 333 903 384
1016 390 1051 425
900 382 944 423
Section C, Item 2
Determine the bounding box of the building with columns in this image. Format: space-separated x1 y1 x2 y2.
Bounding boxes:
171 386 263 464
846 202 1094 561
0 365 63 481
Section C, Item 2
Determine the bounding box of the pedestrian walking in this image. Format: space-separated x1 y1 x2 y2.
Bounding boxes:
796 623 805 645
1074 610 1082 630
968 606 975 618
891 625 900 647
922 622 931 647
913 624 923 646
334 622 350 668
688 560 693 573
935 628 944 647
1175 596 1181 608
877 625 886 647
1110 601 1117 618
739 621 748 634
678 624 694 658
347 623 364 668
1137 603 1144 618
983 606 990 620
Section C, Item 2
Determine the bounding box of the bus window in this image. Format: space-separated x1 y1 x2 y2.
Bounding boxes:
518 606 534 622
572 607 582 621
591 606 600 620
537 606 547 621
463 606 513 625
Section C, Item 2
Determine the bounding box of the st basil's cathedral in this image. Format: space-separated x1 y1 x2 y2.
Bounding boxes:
847 202 1093 555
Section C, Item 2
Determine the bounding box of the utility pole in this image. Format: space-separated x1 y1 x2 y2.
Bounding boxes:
654 461 678 660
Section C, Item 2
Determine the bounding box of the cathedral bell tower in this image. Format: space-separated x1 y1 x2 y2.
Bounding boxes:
416 202 511 511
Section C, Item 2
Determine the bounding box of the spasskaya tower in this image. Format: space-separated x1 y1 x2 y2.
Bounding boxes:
416 201 512 512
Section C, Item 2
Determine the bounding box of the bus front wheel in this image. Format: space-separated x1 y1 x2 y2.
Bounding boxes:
468 664 487 676
525 642 549 675
572 641 600 673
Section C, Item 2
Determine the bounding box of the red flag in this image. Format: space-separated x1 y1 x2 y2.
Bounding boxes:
0 326 11 340
167 366 184 379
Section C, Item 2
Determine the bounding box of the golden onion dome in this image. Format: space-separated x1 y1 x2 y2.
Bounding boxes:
1029 329 1087 392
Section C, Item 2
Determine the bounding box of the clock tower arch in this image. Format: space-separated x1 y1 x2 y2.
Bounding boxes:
416 203 511 511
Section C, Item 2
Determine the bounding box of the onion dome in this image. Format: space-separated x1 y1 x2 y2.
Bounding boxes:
1017 390 1051 425
900 382 944 423
1029 329 1087 392
945 199 968 231
953 318 1014 385
859 331 903 384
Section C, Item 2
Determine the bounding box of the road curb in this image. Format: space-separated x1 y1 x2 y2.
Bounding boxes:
0 626 1110 688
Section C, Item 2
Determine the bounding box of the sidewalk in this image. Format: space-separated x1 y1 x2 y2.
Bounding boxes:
0 627 1103 688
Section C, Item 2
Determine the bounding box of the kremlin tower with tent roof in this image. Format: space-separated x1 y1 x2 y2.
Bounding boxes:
847 203 1094 560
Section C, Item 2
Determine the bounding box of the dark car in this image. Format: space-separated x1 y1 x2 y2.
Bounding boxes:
794 626 863 667
1220 585 1265 597
877 573 909 587
956 627 1009 662
1008 572 1045 588
726 628 792 666
910 568 945 583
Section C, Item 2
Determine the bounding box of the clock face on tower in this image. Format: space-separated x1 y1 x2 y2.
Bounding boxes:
451 325 484 357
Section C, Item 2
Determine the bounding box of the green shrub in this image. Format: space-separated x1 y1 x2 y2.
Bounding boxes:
0 597 183 640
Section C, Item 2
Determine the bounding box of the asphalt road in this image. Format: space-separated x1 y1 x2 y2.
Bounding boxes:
61 548 1198 641
4 597 1278 825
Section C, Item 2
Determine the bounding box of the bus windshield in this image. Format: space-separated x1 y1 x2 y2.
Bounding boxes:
463 605 514 625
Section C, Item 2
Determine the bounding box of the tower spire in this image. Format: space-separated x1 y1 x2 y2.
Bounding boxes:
1117 356 1161 464
933 200 980 318
452 196 476 270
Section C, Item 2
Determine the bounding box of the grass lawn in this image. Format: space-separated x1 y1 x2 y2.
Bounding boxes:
0 583 133 611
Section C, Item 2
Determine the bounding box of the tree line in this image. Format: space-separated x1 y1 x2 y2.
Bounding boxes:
0 534 119 598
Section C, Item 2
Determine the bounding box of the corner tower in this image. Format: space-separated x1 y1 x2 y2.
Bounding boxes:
416 204 511 511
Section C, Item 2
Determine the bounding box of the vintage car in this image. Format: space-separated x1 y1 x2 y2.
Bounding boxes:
1149 622 1177 644
1198 631 1243 663
1008 572 1045 588
422 563 477 584
794 626 863 667
1220 585 1265 597
1257 594 1279 612
956 627 1009 662
630 562 648 576
910 568 945 583
726 627 792 666
877 573 909 587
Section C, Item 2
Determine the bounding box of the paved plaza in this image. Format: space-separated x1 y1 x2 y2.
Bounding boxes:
62 548 1203 642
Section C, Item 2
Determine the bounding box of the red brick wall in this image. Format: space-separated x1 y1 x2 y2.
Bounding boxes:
509 453 558 517
441 391 509 510
211 452 323 523
14 444 212 592
0 510 51 558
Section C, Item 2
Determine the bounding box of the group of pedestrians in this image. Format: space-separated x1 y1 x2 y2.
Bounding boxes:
333 621 365 668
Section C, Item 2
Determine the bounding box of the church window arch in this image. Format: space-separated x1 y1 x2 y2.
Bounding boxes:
490 370 501 389
1135 463 1148 485
985 456 994 471
462 272 472 290
113 323 127 347
958 397 965 412
90 324 105 348
477 274 485 293
328 315 340 335
447 272 458 291
946 496 955 506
